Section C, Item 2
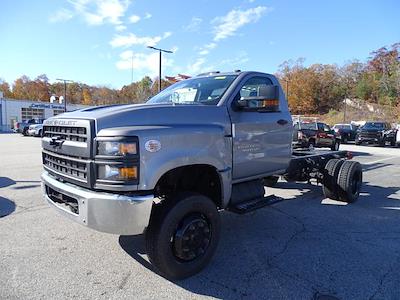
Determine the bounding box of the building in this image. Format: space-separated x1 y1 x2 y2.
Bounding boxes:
0 93 89 132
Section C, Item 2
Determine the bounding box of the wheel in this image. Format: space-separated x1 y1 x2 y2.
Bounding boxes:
390 139 395 147
145 193 220 280
308 140 315 151
331 140 340 151
379 139 386 147
263 176 279 187
38 130 42 137
342 136 348 144
337 161 363 203
322 159 344 200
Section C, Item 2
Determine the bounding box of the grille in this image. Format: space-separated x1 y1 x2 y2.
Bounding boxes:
360 132 380 138
43 126 87 142
43 152 88 182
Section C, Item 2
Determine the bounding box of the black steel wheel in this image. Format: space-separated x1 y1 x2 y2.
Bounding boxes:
145 193 220 280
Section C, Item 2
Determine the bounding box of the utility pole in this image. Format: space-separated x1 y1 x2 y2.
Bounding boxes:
56 78 73 112
147 46 173 92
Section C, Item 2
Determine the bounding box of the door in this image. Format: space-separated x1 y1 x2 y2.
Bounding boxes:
322 123 335 146
228 76 292 180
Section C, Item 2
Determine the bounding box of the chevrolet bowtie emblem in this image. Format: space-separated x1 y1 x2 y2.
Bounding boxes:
49 136 65 147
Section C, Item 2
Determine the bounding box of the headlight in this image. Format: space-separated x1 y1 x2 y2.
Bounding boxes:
97 141 137 156
98 165 138 181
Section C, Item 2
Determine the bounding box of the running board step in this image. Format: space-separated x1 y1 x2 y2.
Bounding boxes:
228 195 284 214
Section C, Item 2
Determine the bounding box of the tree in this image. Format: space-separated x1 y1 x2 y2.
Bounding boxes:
0 79 13 98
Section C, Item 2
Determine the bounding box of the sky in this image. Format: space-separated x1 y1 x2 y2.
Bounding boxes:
0 0 399 89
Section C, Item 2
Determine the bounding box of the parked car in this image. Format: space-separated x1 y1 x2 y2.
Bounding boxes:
27 123 44 137
293 120 341 151
332 123 358 143
14 118 45 135
355 121 396 146
396 124 400 147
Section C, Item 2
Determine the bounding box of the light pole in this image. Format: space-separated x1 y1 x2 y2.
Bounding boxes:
56 78 73 112
147 46 173 92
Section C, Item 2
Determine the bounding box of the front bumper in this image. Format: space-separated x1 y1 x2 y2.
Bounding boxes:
41 171 154 235
357 136 381 143
27 129 37 136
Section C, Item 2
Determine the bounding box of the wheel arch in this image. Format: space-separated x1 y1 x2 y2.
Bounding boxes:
152 163 230 209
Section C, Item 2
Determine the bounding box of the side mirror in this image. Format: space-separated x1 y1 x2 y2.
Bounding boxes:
237 85 280 112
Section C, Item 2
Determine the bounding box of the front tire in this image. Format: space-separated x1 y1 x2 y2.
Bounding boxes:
145 193 220 280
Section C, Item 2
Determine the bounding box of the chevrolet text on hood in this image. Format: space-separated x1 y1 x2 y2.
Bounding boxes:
41 70 363 280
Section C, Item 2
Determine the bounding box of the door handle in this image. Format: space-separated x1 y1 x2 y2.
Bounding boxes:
277 119 288 125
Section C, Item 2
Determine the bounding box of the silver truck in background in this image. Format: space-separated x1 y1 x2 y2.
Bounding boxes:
41 71 362 279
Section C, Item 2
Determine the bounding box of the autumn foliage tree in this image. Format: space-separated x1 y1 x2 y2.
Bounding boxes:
276 43 399 115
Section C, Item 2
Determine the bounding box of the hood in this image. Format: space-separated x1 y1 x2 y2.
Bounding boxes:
48 103 231 135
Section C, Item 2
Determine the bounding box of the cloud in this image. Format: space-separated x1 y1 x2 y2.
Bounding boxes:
110 32 172 48
116 50 173 78
187 58 206 74
144 12 152 19
212 6 270 41
219 52 249 66
115 24 127 31
198 42 217 56
129 14 140 23
68 0 131 26
183 17 203 32
49 8 74 23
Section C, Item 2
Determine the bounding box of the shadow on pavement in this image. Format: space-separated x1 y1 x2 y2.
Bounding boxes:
0 177 41 189
0 177 16 188
0 197 16 218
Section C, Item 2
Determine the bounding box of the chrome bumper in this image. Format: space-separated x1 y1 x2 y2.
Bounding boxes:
41 171 154 235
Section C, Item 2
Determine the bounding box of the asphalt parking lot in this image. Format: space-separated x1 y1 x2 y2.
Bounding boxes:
1 133 400 300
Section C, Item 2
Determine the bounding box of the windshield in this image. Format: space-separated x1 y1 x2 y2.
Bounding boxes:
363 122 384 129
147 75 237 105
299 122 317 130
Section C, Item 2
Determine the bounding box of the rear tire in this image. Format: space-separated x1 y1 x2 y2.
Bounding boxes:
322 159 344 200
331 140 340 151
145 193 220 280
337 161 363 203
308 140 315 151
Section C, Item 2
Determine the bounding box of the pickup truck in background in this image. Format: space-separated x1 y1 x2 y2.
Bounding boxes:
40 71 362 279
292 117 341 151
332 123 358 143
355 121 396 146
14 118 45 135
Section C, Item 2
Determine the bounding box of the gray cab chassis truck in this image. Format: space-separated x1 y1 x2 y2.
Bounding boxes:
41 71 363 279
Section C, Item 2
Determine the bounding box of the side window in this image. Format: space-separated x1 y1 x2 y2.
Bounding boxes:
317 123 324 131
323 124 331 132
234 76 277 111
239 76 273 98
